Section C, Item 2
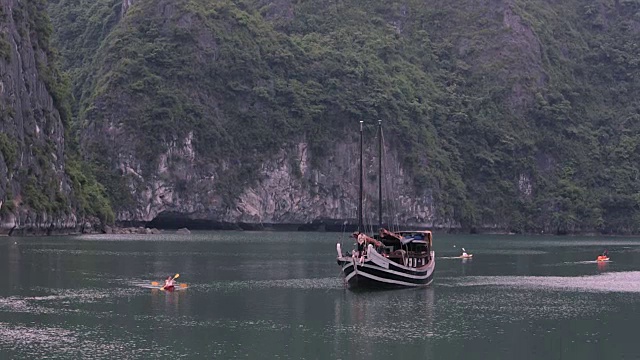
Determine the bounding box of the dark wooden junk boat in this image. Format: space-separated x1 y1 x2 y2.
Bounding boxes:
336 121 435 288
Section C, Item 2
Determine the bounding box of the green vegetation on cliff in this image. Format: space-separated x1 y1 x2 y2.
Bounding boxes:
47 0 640 233
0 0 114 224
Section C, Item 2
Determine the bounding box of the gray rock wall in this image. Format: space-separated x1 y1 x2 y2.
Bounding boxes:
0 0 79 234
109 129 454 229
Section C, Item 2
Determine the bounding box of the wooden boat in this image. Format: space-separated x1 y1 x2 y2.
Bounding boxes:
336 121 435 289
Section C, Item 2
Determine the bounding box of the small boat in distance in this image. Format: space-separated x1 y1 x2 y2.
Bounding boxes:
150 273 188 291
336 121 435 289
459 248 473 259
597 249 609 262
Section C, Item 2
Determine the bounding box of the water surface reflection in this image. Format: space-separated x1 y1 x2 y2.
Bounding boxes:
1 233 640 359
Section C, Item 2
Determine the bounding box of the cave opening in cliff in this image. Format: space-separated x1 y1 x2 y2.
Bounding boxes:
146 212 358 231
146 212 237 230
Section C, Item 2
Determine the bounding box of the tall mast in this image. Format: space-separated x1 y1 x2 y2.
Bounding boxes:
378 120 382 230
358 121 364 233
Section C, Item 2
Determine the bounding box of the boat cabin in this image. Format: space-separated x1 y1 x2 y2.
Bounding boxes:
377 230 432 267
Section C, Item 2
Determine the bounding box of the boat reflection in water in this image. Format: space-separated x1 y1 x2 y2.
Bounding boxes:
597 260 609 272
333 287 436 358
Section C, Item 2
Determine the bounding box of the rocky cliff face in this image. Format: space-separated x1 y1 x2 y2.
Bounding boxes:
114 130 451 229
46 0 640 234
231 140 447 228
67 0 455 229
0 0 81 234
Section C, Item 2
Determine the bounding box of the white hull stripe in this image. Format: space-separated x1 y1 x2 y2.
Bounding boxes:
345 269 434 287
340 260 435 280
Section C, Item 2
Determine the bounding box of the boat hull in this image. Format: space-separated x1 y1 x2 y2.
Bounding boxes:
337 250 435 289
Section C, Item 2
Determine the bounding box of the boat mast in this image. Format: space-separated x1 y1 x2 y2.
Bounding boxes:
358 120 364 233
378 120 383 230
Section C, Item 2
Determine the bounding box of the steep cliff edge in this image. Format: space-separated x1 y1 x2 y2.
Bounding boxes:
0 0 111 234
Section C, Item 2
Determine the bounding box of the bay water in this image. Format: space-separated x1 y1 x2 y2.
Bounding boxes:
1 231 639 358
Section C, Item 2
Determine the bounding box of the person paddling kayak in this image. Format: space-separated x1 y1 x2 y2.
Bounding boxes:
597 249 609 261
163 276 175 291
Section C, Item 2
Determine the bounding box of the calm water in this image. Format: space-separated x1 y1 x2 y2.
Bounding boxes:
1 232 640 359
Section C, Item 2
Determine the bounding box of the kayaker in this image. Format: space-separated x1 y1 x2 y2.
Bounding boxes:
163 276 175 290
462 248 468 257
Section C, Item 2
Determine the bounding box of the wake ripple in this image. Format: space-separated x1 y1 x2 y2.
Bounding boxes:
198 277 344 292
452 271 640 293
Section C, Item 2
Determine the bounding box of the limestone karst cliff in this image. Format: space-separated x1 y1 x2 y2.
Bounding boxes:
15 0 640 234
0 0 72 234
0 0 111 234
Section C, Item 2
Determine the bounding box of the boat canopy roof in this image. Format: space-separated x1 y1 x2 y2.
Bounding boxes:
400 238 428 245
395 230 432 235
381 230 432 246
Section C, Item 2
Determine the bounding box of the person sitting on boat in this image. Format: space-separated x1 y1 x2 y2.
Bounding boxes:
351 231 364 255
163 276 175 290
596 249 609 261
352 231 383 251
461 248 468 257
